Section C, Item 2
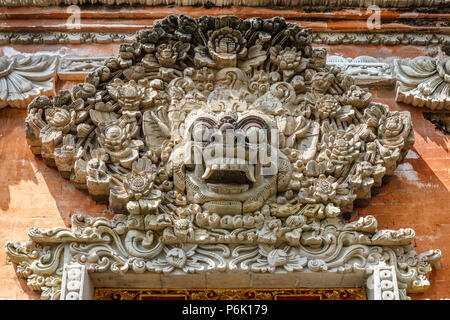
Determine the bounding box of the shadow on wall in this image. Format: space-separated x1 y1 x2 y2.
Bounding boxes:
0 108 108 226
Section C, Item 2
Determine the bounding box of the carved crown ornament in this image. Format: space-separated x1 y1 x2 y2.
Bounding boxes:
6 15 441 300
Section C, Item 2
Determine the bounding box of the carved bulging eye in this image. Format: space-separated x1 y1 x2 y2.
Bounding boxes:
192 126 211 142
246 126 267 144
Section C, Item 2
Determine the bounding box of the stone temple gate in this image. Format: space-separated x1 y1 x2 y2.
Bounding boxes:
4 15 442 300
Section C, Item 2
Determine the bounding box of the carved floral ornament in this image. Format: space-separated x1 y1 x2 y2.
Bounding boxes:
394 56 450 110
7 15 441 300
0 54 58 109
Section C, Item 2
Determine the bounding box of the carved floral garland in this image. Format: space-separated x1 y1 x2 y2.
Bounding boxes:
7 15 440 300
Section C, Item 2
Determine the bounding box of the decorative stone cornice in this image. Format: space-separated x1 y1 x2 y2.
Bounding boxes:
394 56 450 110
6 15 441 299
0 0 448 8
0 32 135 45
0 54 58 109
5 212 442 300
327 55 396 86
0 31 448 46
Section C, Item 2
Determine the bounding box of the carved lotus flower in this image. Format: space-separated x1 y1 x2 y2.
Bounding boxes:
107 79 160 113
155 41 190 68
311 72 334 93
341 85 372 109
110 157 162 214
311 174 338 202
319 130 361 168
270 46 302 80
378 113 404 138
314 95 341 119
207 27 247 67
45 107 75 133
330 137 359 161
107 79 144 111
39 107 77 156
96 117 143 168
251 245 307 272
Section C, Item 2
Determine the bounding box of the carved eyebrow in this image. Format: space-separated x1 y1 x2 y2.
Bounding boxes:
236 115 268 131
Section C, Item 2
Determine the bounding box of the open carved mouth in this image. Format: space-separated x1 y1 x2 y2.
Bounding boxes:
202 160 256 194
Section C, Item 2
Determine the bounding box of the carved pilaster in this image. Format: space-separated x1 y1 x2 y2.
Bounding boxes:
61 263 94 300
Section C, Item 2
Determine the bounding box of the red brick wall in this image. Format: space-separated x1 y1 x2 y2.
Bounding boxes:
0 7 448 297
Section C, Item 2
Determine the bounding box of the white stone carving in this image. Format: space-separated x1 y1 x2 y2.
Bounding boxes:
58 56 110 81
0 54 58 109
327 55 396 85
6 15 441 300
394 56 450 110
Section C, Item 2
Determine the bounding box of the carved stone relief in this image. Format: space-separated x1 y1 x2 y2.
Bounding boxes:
5 212 442 299
0 54 58 109
1 31 449 47
6 15 441 300
327 55 396 86
58 56 110 81
394 56 450 110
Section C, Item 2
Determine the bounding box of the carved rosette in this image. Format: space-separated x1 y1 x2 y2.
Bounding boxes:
9 15 440 299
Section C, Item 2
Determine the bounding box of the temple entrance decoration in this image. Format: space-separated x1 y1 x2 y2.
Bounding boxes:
6 15 441 300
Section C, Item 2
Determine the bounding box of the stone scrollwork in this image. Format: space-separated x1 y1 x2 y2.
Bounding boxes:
7 15 441 299
0 54 58 109
5 212 441 299
394 56 450 110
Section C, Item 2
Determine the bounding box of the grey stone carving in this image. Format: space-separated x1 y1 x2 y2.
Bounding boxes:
58 56 110 81
7 15 441 300
0 54 58 109
394 56 450 110
312 32 450 47
0 32 135 45
5 212 442 299
327 55 396 86
0 0 448 7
